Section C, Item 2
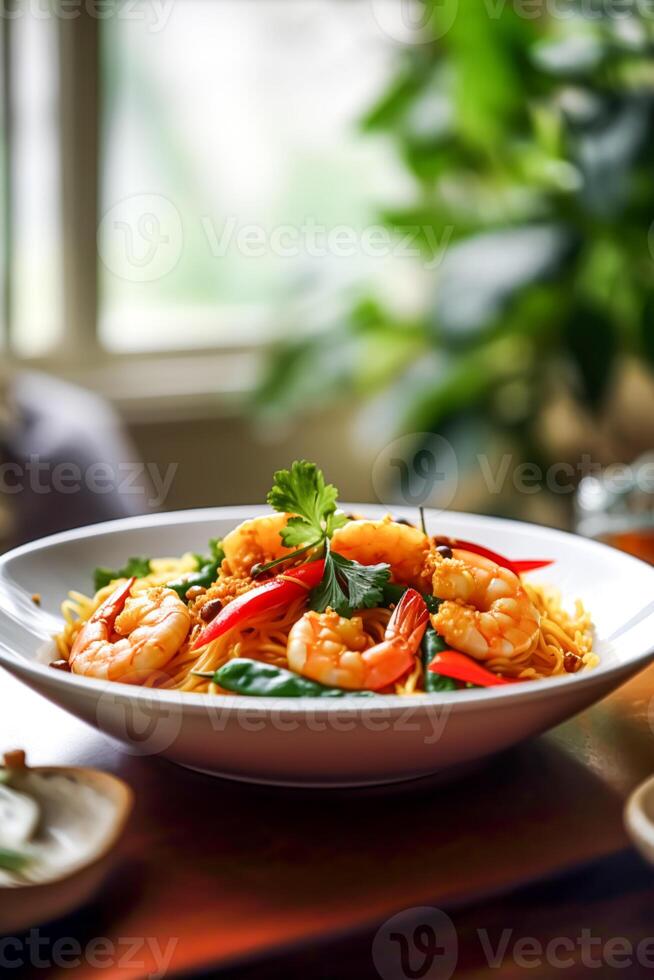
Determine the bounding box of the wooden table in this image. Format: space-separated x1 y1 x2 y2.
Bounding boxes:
2 665 654 978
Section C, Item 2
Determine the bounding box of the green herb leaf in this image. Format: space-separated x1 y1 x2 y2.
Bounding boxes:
0 847 30 872
94 557 152 593
310 548 390 617
329 511 349 534
422 626 457 692
279 516 324 549
267 460 343 547
191 538 224 570
169 538 224 601
382 582 441 613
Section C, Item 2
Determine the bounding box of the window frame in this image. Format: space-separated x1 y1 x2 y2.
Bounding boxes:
2 6 267 417
3 2 396 420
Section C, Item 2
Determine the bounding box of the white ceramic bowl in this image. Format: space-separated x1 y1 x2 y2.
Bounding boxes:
1 507 654 787
0 758 133 934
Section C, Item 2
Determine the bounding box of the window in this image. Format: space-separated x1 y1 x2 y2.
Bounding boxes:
3 0 410 363
5 9 62 357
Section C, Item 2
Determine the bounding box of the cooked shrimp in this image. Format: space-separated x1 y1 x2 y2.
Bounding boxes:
69 578 191 684
430 549 540 661
222 513 295 577
287 588 428 691
331 517 430 588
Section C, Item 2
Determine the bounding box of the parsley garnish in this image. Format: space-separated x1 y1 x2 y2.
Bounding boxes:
265 460 389 614
310 545 390 617
267 460 347 549
94 557 151 592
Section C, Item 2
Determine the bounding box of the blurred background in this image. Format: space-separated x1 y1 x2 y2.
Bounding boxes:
2 0 654 547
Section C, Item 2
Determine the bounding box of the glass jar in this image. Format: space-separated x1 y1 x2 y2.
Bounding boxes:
575 452 654 564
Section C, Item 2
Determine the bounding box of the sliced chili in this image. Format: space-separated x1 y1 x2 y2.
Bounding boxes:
428 648 519 687
512 559 554 573
434 537 552 577
191 560 325 650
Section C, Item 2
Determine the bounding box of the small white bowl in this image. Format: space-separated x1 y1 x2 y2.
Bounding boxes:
1 506 654 787
625 775 654 865
0 754 133 934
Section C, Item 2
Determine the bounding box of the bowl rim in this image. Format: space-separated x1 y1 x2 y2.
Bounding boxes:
625 773 654 856
1 505 654 715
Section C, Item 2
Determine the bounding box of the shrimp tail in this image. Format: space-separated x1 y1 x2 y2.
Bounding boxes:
90 577 135 627
360 589 429 691
386 588 429 647
69 577 136 671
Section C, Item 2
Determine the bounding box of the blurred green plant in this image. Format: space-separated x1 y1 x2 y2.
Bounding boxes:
255 0 654 478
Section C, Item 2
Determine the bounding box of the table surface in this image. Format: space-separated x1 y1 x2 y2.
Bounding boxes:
2 664 654 978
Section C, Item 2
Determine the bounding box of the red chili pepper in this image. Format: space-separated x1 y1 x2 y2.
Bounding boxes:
191 560 325 650
436 537 552 577
511 559 554 573
428 649 519 687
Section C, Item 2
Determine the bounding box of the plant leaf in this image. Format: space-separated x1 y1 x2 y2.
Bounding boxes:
434 225 573 340
94 557 151 593
565 304 619 410
267 461 339 545
310 550 390 618
640 291 654 368
279 516 322 549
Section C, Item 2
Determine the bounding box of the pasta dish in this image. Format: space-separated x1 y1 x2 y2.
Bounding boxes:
52 461 597 696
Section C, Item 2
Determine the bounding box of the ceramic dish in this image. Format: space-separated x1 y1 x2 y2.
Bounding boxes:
1 507 653 787
0 751 133 934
